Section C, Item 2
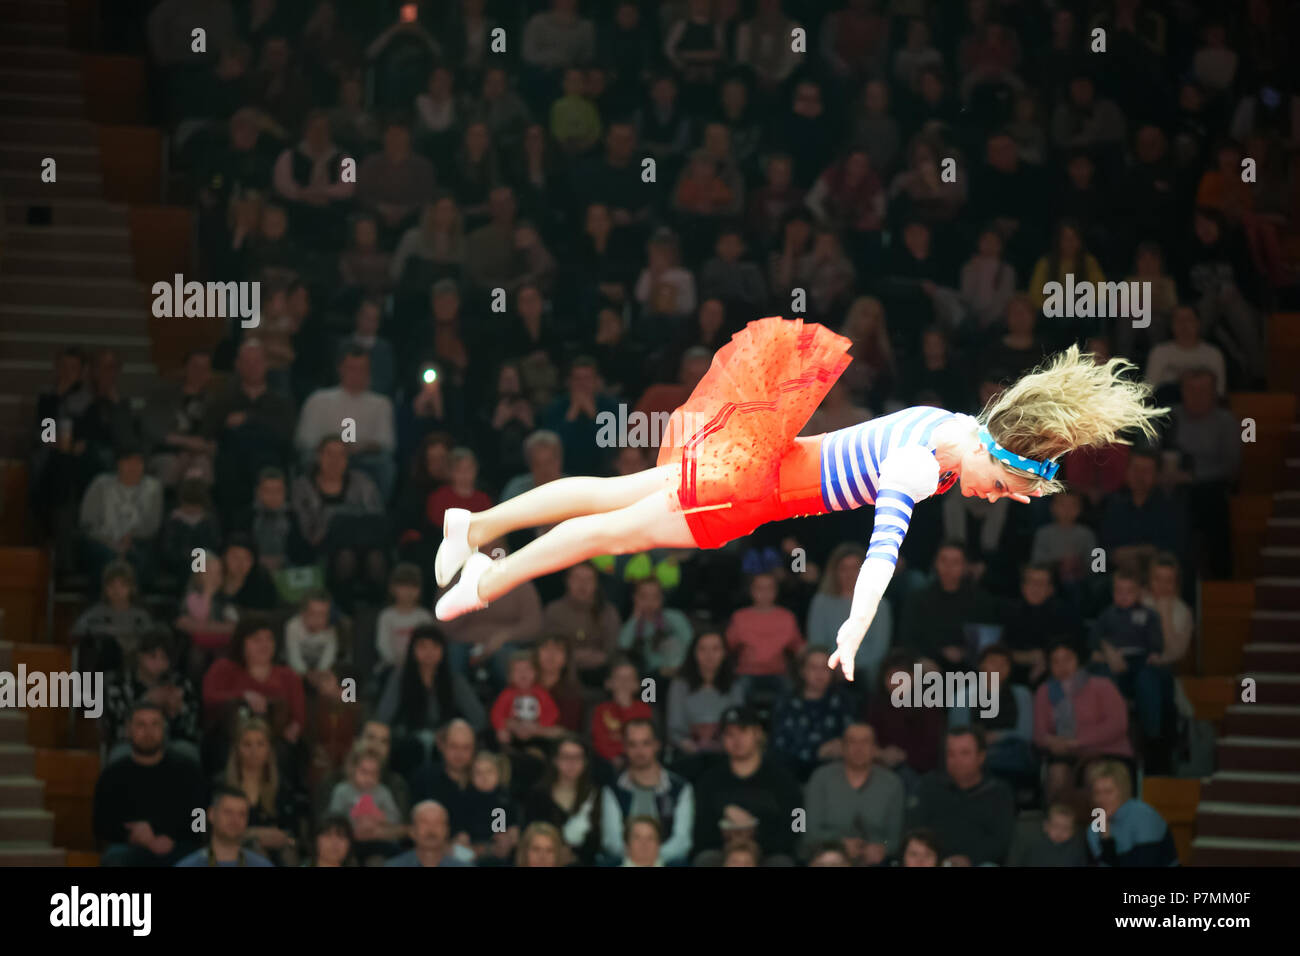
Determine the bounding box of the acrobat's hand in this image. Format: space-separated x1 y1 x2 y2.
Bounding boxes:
828 614 871 682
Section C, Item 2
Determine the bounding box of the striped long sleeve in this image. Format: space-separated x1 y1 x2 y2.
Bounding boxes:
849 444 941 618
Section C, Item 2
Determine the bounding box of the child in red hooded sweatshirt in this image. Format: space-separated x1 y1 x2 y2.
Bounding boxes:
590 658 653 764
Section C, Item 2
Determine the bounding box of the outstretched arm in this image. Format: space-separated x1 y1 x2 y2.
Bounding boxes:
829 445 939 680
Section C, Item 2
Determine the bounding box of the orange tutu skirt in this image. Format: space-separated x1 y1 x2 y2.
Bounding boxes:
657 316 852 548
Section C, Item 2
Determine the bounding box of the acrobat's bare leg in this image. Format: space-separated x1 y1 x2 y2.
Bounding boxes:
465 465 678 548
477 488 694 603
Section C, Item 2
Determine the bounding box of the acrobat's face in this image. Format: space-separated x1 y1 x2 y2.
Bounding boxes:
958 443 1041 504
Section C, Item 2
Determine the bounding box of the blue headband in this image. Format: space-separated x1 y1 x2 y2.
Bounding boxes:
977 426 1060 481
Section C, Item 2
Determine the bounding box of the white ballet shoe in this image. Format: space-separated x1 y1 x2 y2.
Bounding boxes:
435 552 492 621
435 508 475 588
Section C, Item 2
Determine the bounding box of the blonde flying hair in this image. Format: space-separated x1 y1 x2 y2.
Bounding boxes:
977 345 1167 495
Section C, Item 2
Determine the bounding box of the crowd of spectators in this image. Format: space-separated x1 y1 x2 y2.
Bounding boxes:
48 0 1298 867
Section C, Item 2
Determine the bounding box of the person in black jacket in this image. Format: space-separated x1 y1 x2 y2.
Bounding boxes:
93 703 208 866
906 727 1016 866
692 706 803 866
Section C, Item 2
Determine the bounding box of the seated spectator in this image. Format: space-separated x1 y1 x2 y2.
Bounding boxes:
899 829 942 867
491 651 561 749
620 816 664 867
771 647 854 783
1165 367 1240 579
542 562 620 688
284 590 342 696
1007 802 1088 867
590 659 653 771
698 227 766 312
980 295 1046 383
951 645 1038 791
837 296 895 409
93 703 206 866
801 722 904 866
600 718 694 866
337 299 396 399
338 216 394 299
141 348 216 488
328 742 407 864
898 543 1000 669
1085 760 1178 867
310 815 355 867
409 718 476 824
1143 553 1193 670
203 338 296 521
1089 570 1173 767
202 616 306 755
522 734 604 865
175 784 275 867
71 560 155 674
218 534 280 614
805 150 886 258
385 801 472 868
618 577 691 680
271 109 355 247
907 727 1016 866
356 121 436 242
1098 450 1186 577
292 437 388 606
959 228 1017 332
103 628 200 764
865 652 947 786
375 625 487 775
1033 640 1132 806
532 635 585 733
76 348 141 478
296 349 397 500
806 541 889 686
691 706 803 867
79 444 162 589
1000 564 1075 686
458 752 520 865
550 68 602 155
1027 220 1106 320
746 153 804 248
391 197 465 290
726 572 804 701
375 563 434 673
158 476 222 581
240 468 311 574
426 447 493 534
797 228 856 321
1029 490 1097 587
808 843 853 866
1146 305 1227 404
518 818 573 870
222 717 306 866
634 228 696 322
666 630 746 765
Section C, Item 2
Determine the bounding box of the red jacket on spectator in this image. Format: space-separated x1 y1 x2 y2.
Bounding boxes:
490 685 560 731
201 658 306 731
427 486 493 533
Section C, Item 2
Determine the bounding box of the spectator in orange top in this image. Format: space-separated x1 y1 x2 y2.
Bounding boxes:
427 447 493 533
590 658 653 767
673 149 734 218
726 572 804 701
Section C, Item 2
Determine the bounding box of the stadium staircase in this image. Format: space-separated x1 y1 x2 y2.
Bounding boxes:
0 0 206 866
1149 313 1300 866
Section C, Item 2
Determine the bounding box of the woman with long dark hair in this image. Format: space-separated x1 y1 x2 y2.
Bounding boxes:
522 733 604 865
666 628 743 765
374 625 487 776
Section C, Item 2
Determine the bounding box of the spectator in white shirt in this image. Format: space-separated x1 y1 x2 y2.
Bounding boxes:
1146 305 1227 402
296 348 396 499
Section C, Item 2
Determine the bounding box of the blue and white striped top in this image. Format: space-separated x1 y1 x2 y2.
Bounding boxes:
819 407 973 579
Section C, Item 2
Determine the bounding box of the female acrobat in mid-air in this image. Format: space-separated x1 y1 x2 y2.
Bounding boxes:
434 316 1165 679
